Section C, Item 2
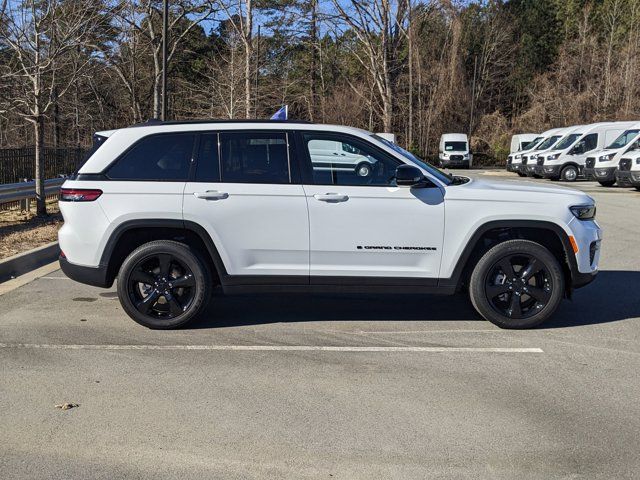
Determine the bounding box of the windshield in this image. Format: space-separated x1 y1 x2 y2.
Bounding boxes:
554 133 581 150
521 137 543 150
444 141 467 152
606 129 640 149
372 135 453 186
536 135 561 150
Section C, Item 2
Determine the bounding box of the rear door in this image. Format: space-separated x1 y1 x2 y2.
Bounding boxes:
298 131 445 281
183 130 309 280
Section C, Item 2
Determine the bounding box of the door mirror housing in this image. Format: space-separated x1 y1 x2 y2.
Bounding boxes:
396 165 430 187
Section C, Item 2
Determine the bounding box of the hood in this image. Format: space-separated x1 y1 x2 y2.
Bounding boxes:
447 176 593 203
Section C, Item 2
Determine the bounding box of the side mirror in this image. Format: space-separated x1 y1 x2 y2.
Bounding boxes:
396 165 429 187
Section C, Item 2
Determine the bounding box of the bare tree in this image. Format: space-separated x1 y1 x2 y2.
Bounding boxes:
0 0 104 215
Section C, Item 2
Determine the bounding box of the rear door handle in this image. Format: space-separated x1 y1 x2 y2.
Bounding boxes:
194 191 229 200
314 193 349 202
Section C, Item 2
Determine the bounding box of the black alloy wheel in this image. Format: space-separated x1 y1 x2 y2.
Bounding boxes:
469 239 565 329
484 254 552 320
117 240 211 329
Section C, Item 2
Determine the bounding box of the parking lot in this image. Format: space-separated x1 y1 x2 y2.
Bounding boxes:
1 172 639 479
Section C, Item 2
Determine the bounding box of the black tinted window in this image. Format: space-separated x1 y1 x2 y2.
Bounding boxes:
582 133 597 152
304 133 400 186
220 132 290 184
195 133 220 182
108 133 194 181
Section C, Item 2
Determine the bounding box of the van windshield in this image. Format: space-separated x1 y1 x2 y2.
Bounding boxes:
554 133 581 150
606 129 640 149
444 141 467 151
536 135 561 150
372 135 453 186
522 137 543 150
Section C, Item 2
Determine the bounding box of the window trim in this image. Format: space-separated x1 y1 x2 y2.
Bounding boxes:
193 129 297 185
104 131 197 182
296 131 404 187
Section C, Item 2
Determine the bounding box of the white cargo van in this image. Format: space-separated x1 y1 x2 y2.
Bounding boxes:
583 122 640 186
537 122 636 182
439 133 471 168
615 143 640 190
510 134 539 153
522 127 574 177
308 138 377 177
507 135 545 175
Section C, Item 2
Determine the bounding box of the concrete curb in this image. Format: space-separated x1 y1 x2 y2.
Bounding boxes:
0 242 59 283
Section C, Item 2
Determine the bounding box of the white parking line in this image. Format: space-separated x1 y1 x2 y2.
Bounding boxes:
0 343 543 353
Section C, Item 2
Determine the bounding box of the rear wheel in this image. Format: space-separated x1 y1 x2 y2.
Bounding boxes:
560 165 578 182
116 240 211 329
469 240 565 329
598 180 615 187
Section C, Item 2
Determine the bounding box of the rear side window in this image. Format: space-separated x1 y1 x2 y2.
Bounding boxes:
107 133 195 181
219 132 290 184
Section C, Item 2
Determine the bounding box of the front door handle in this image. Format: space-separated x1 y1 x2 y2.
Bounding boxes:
314 193 349 202
194 191 229 200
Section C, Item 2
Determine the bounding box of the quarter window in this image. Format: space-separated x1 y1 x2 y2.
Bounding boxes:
219 132 290 184
107 133 194 181
304 134 400 186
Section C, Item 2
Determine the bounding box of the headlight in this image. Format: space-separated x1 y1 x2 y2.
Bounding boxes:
547 153 560 160
463 153 469 158
636 159 640 165
442 153 448 157
598 153 614 162
515 154 521 159
570 205 596 220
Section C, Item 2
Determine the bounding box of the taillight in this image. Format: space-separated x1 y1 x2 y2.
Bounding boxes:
59 188 103 202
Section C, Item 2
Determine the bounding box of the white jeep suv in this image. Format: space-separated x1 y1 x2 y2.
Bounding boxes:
58 120 602 329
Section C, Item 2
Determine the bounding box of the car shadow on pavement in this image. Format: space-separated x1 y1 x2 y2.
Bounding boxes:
188 270 640 330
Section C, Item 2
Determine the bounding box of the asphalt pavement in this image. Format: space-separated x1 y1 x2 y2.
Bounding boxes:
1 173 639 479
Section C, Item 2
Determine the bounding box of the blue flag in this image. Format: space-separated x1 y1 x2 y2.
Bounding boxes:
270 105 288 120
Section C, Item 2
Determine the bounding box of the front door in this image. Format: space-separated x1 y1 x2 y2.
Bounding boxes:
299 132 445 281
183 131 309 279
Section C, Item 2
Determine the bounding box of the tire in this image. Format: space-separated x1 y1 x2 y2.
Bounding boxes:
598 180 615 187
116 240 212 329
469 239 565 329
560 165 578 182
635 186 640 192
355 162 372 177
516 172 527 177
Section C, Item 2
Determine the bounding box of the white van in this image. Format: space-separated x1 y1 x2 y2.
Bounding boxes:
510 134 539 153
439 133 471 168
522 127 573 177
507 135 545 175
615 143 640 191
583 122 640 186
308 138 377 177
537 122 636 182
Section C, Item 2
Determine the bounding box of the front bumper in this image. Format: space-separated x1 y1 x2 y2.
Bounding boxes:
567 218 602 287
59 255 112 288
441 159 470 168
584 166 616 182
541 164 562 178
615 170 640 186
525 165 541 176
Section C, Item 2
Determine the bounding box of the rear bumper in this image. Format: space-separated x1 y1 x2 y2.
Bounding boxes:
59 255 112 288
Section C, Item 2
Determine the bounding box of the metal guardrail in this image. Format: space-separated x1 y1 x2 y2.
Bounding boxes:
0 178 65 205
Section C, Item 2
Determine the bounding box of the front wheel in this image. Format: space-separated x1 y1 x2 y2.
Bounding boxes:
560 165 578 182
516 171 527 177
469 240 565 329
116 240 211 329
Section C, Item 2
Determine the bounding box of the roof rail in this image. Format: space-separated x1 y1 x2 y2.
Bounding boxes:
128 118 312 128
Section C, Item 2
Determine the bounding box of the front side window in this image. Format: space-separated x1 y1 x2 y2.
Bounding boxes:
219 132 290 184
581 133 598 152
304 133 400 186
445 141 467 151
107 133 195 181
522 137 543 150
607 129 640 149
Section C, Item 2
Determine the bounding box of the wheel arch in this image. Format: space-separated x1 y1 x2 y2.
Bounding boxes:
100 219 228 287
442 220 578 296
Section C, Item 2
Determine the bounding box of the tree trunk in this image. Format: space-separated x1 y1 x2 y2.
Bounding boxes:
34 115 47 216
